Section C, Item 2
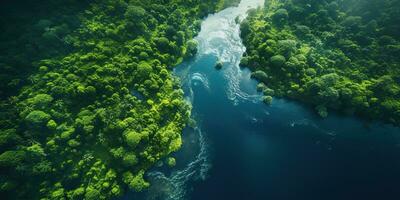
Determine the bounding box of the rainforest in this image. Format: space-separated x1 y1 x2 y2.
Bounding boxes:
0 0 399 200
241 0 400 124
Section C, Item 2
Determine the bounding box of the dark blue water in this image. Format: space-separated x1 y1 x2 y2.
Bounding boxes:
123 1 400 200
183 53 400 200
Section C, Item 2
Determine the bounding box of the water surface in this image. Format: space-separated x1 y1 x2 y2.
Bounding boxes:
124 1 400 199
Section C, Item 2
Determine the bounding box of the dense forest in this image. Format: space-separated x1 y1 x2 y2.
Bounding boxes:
2 0 399 199
0 0 239 199
240 0 400 124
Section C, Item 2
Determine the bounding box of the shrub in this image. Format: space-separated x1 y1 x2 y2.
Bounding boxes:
270 55 286 67
25 110 51 126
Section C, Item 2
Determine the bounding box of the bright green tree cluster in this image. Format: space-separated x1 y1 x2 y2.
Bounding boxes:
0 0 235 199
240 0 400 124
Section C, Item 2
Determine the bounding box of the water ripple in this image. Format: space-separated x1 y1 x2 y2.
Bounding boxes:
195 0 264 105
144 128 210 200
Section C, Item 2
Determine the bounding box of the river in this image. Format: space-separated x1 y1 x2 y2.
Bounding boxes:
123 0 400 200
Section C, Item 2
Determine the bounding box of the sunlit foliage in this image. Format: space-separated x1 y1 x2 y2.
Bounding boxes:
0 0 237 199
241 0 400 124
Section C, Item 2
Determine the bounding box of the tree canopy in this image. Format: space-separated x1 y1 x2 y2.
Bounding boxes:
0 0 237 199
241 0 400 124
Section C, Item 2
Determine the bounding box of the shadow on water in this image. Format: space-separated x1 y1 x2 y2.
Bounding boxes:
123 0 400 199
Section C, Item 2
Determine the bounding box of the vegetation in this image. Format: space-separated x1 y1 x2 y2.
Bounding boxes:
0 0 240 199
240 0 400 124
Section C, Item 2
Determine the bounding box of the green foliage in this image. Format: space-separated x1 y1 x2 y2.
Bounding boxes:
123 152 138 167
0 0 226 199
241 0 400 124
28 94 53 109
46 120 57 130
251 70 269 83
51 188 65 200
185 40 199 58
272 9 288 26
0 129 21 149
270 55 286 68
124 131 141 148
123 171 149 192
137 61 153 79
25 110 51 126
26 143 45 156
70 187 85 199
316 105 329 118
166 157 176 167
32 160 52 175
85 187 100 200
0 150 26 168
0 1 88 99
262 96 273 105
124 6 146 21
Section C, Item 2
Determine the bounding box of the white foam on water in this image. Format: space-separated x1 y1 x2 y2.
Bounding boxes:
288 118 338 150
289 118 336 136
196 0 265 104
141 1 266 200
190 72 210 90
143 127 210 200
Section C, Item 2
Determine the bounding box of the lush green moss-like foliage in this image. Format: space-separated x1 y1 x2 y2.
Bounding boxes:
0 0 232 199
241 0 400 123
166 157 177 167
